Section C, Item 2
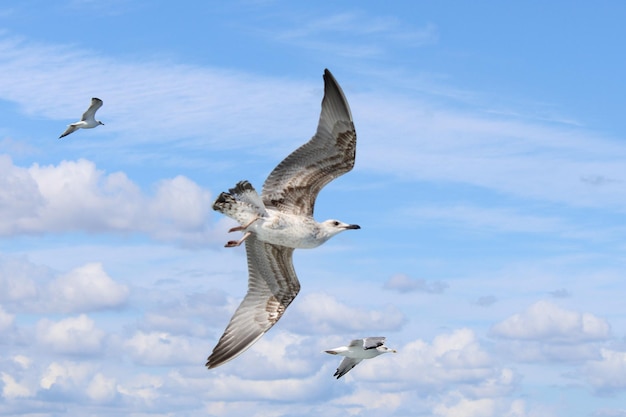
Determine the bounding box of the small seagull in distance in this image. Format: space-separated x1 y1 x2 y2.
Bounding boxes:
59 97 104 138
206 69 359 369
325 337 397 379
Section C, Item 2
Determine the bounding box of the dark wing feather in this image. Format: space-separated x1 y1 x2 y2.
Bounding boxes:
206 235 300 369
261 69 356 216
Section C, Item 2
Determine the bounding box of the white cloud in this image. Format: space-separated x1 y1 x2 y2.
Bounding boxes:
171 367 330 403
225 332 322 379
124 331 205 366
316 330 527 417
86 372 117 403
0 155 42 226
352 329 517 398
0 156 216 244
0 372 32 399
116 373 163 403
36 314 105 355
48 263 128 313
0 305 14 332
331 388 408 415
0 256 129 314
285 292 406 334
38 360 117 405
11 355 31 369
38 361 158 405
40 361 92 390
431 395 536 417
433 397 495 417
583 348 626 393
0 254 41 303
137 288 232 338
490 300 610 343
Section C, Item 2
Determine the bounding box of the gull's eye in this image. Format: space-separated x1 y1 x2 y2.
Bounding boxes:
333 221 340 226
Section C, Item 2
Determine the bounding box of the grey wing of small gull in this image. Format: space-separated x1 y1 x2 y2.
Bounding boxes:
82 97 103 121
206 234 301 368
362 337 386 350
59 125 79 138
261 69 356 216
334 357 363 379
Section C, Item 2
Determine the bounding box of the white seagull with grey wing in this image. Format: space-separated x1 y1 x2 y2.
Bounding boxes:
207 69 359 369
59 97 104 138
325 337 397 379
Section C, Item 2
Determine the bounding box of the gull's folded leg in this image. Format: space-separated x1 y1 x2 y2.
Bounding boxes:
225 231 252 248
228 217 260 233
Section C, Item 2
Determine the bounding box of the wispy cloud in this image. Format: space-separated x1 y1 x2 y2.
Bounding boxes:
353 91 626 211
2 33 626 217
270 12 438 58
0 35 318 155
403 204 565 234
383 273 448 294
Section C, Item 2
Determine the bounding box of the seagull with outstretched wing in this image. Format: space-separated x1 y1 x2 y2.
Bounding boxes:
207 69 359 369
59 97 104 138
325 337 397 379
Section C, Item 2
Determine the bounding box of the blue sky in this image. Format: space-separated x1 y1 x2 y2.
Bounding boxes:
1 1 626 416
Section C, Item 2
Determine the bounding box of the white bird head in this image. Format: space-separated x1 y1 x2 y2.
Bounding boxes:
377 346 397 354
318 219 360 241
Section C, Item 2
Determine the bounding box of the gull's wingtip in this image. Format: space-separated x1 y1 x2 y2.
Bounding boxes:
320 68 353 122
205 352 231 369
323 68 336 83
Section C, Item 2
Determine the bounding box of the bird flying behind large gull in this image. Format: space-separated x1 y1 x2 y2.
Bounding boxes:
59 97 104 138
325 337 397 379
206 69 359 369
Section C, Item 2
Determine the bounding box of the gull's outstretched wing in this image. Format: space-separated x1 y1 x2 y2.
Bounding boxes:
59 124 79 139
206 235 301 369
334 357 362 379
82 97 103 121
261 69 356 216
362 337 386 350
